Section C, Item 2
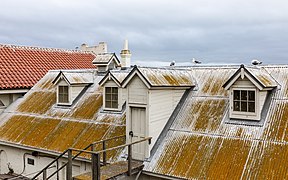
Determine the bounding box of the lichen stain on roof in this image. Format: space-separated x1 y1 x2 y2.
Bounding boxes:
0 70 126 159
70 93 103 120
265 66 288 98
247 67 278 88
191 67 235 96
17 91 56 114
147 132 252 179
262 100 288 142
172 97 227 133
138 68 194 87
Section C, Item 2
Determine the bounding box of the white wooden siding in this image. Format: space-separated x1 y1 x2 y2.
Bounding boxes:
232 77 254 88
128 76 148 105
148 89 185 148
71 86 85 102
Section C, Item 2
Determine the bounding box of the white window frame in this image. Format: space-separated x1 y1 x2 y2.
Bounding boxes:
230 87 260 120
103 86 120 111
57 85 71 106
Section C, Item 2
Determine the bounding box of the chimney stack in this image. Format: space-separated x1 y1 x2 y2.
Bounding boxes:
120 40 131 68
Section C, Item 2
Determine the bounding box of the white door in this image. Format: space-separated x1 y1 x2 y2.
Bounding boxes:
131 107 146 160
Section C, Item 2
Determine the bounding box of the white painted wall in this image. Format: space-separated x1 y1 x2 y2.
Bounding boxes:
128 76 148 105
232 77 254 87
148 89 184 148
71 86 85 102
0 144 91 180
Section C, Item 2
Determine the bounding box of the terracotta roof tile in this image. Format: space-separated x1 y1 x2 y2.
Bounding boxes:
0 45 96 90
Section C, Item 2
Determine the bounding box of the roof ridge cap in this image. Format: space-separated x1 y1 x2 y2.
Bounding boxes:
0 44 93 54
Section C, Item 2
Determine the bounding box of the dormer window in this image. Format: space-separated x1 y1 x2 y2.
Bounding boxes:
105 87 118 109
52 71 94 107
58 85 69 104
233 90 255 113
223 65 277 122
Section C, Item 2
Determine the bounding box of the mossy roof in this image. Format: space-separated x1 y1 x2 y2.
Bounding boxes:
0 69 125 161
144 65 288 179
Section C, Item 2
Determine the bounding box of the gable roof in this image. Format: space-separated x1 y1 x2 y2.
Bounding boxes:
0 44 96 90
99 69 131 87
121 66 195 89
144 65 288 179
52 70 94 85
0 69 125 161
92 53 120 66
223 64 278 90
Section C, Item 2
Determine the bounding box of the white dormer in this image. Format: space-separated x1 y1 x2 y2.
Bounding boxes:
99 70 129 111
223 65 277 121
92 53 121 73
53 71 94 106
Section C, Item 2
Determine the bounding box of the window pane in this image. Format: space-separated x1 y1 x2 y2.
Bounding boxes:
248 91 255 101
106 94 111 101
248 102 255 112
234 90 240 100
241 102 247 112
233 101 240 111
112 102 118 108
106 87 111 93
112 94 118 101
241 91 247 101
105 100 111 108
112 87 118 93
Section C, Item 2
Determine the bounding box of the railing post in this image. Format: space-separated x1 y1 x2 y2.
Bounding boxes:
43 169 47 180
66 149 72 180
128 144 132 176
102 141 107 165
92 153 100 180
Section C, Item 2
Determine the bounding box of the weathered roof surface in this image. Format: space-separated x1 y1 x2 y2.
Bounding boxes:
246 67 278 88
223 65 278 89
144 65 288 179
137 67 195 87
54 71 94 85
0 44 96 90
0 69 125 161
92 53 119 65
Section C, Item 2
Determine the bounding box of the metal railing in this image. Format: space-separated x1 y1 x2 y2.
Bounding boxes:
31 135 126 180
67 137 152 180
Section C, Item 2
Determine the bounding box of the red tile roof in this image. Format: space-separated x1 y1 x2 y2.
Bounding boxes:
0 45 96 90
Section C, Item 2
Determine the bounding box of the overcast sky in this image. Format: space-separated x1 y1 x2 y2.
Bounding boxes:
1 0 288 66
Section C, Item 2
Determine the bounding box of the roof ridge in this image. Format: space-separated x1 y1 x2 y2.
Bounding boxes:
0 44 93 54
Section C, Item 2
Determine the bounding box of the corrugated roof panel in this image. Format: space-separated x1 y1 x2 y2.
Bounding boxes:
247 67 278 88
0 69 126 158
191 67 236 96
17 91 56 114
146 131 252 179
265 66 288 99
171 97 227 133
92 53 114 64
138 68 194 87
62 71 94 84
